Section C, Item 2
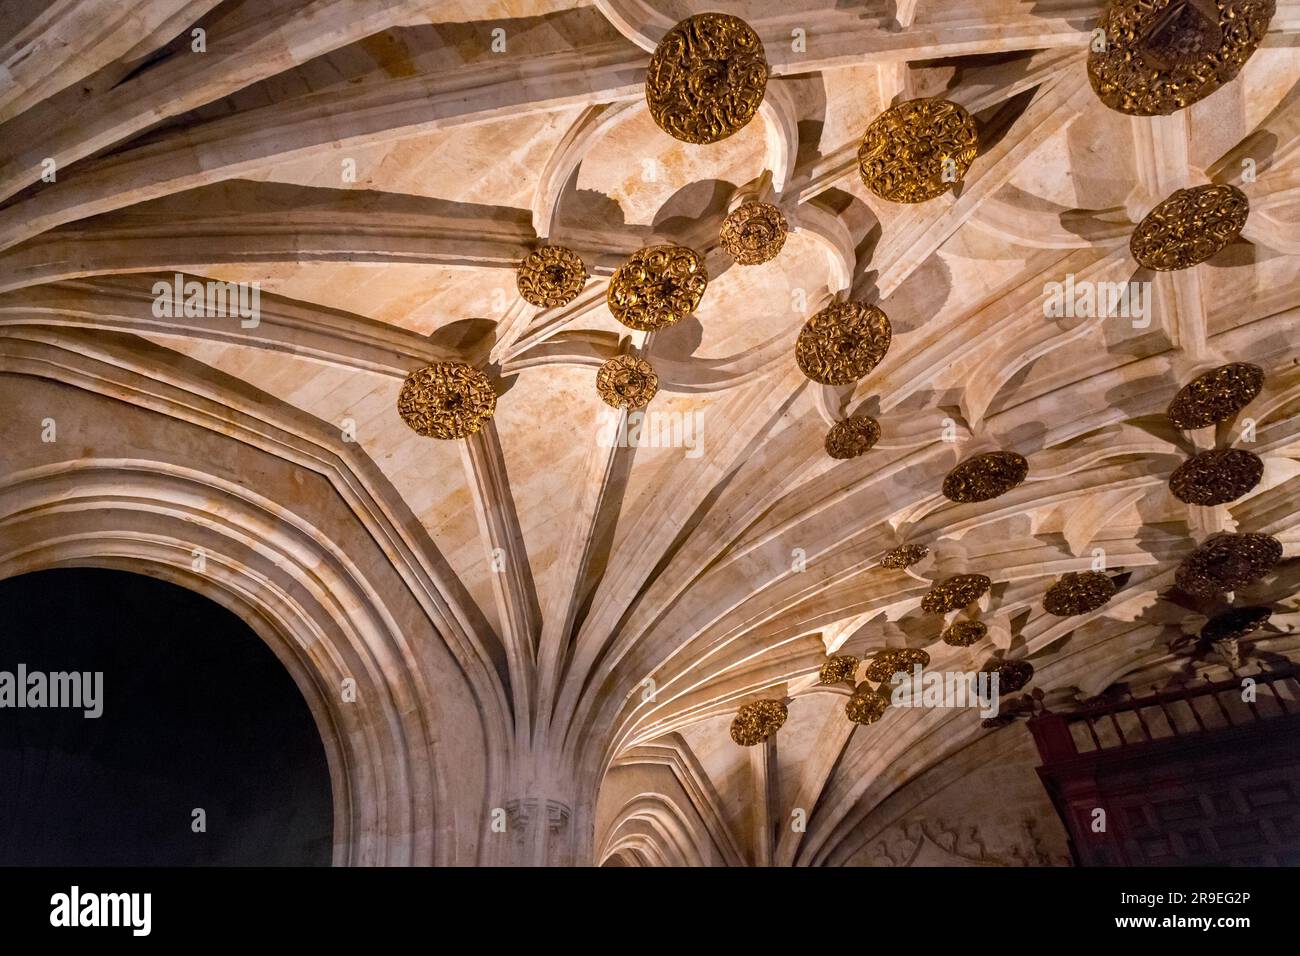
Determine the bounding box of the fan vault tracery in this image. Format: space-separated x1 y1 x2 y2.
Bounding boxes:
2 0 1300 868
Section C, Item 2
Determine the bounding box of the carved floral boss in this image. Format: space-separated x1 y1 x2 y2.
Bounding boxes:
858 98 978 204
397 362 497 440
1089 0 1276 116
1131 184 1249 272
645 12 769 145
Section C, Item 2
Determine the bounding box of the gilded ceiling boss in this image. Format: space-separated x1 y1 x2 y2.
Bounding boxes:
645 12 769 145
1088 0 1276 115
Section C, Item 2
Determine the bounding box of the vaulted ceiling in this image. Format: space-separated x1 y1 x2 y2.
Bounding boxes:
2 0 1299 866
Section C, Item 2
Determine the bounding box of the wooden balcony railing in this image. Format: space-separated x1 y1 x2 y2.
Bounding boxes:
1028 662 1300 764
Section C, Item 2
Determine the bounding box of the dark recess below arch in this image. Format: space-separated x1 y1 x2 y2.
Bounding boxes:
0 568 332 865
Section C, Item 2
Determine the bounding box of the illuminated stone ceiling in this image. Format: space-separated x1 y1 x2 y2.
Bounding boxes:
2 0 1299 866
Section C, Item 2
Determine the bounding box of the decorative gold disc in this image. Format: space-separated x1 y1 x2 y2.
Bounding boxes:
1043 571 1117 616
980 658 1034 694
1168 448 1263 505
880 543 929 569
942 451 1029 503
858 98 978 203
730 698 788 746
720 201 788 264
818 655 859 686
795 301 892 385
922 574 992 614
516 246 588 308
825 415 881 460
862 648 930 683
846 689 888 725
1088 0 1276 116
645 13 768 145
1201 606 1271 643
1166 362 1264 429
943 620 988 647
596 354 659 410
1130 184 1249 271
397 362 497 439
607 244 708 331
1175 532 1283 598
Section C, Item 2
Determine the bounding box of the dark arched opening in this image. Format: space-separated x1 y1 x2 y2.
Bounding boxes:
0 568 333 865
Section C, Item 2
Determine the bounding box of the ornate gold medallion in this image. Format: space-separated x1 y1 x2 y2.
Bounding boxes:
1175 532 1283 597
922 574 992 614
645 13 768 145
596 355 659 410
1088 0 1276 115
1166 362 1264 429
607 244 708 331
858 98 978 203
943 620 988 647
846 688 888 725
720 201 788 264
1043 571 1117 616
825 415 881 460
795 301 892 385
1130 184 1249 271
730 698 788 746
942 451 1029 503
397 362 497 439
880 543 929 569
1201 605 1271 643
516 246 588 308
1168 448 1263 505
980 658 1034 694
818 655 859 686
862 648 930 683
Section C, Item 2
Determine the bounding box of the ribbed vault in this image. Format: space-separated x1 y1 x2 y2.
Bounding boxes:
2 0 1299 865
